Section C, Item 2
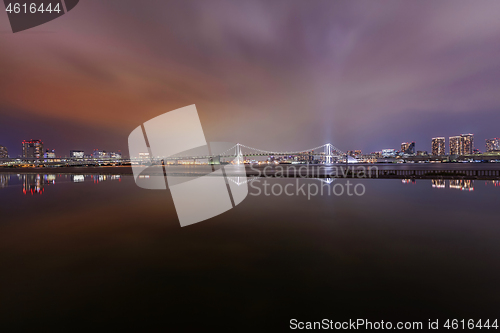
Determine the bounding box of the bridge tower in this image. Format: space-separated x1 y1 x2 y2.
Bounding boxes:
235 143 244 165
325 144 333 164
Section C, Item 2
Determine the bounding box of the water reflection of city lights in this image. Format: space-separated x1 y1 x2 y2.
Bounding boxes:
428 179 475 191
0 174 8 188
0 174 125 195
22 174 43 195
73 175 85 183
402 179 416 184
450 179 474 191
432 179 446 189
44 174 56 184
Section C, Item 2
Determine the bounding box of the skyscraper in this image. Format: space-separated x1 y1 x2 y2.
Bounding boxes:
486 138 500 152
449 136 461 155
432 137 446 156
461 134 474 155
22 140 44 159
0 145 8 158
449 134 474 155
401 142 415 155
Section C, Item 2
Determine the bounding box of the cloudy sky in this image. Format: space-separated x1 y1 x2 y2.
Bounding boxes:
1 0 500 156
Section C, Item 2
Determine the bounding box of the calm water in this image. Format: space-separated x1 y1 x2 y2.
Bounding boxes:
1 172 500 331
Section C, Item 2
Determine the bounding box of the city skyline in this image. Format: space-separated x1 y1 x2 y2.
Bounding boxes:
2 130 500 159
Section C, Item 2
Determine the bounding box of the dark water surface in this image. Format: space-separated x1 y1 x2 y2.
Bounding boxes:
1 173 500 331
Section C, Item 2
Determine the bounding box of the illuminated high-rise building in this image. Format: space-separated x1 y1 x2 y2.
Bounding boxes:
22 140 43 159
431 137 445 156
449 134 474 155
460 134 474 155
401 142 415 155
486 138 500 152
0 145 8 158
449 136 461 155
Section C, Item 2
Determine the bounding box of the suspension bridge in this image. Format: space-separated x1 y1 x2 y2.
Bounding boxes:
160 143 347 164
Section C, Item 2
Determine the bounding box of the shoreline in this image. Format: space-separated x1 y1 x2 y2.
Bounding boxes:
1 164 500 180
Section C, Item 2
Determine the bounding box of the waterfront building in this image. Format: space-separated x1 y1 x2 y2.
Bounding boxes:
449 136 461 155
109 152 122 159
486 138 500 152
358 154 377 163
138 152 150 160
417 151 428 156
295 151 314 163
382 149 396 158
347 150 362 158
22 140 43 159
0 145 8 158
461 134 474 155
401 142 415 155
70 150 85 158
431 137 446 156
93 149 107 159
44 149 56 159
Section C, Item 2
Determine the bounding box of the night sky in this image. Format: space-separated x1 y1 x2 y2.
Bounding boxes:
1 0 500 157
